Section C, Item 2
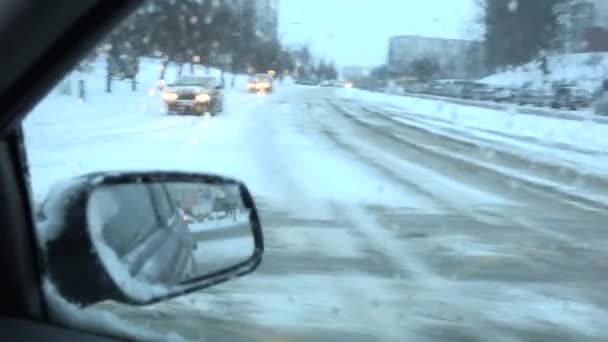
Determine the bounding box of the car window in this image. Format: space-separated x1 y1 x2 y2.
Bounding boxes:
22 0 608 341
175 76 216 87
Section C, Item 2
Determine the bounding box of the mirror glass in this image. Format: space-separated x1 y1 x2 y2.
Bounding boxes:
86 181 254 290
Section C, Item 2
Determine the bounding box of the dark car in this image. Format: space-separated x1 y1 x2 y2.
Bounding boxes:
552 86 592 110
162 76 224 115
99 183 196 285
247 73 273 93
461 82 494 100
295 79 319 86
492 87 516 102
516 86 554 107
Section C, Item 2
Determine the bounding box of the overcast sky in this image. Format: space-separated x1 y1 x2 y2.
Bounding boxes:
279 0 480 67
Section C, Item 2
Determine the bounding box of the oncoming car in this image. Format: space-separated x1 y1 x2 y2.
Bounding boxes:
162 76 224 115
247 74 273 93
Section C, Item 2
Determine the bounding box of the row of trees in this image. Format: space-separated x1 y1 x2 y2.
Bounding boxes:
102 0 318 91
294 52 339 81
101 0 339 92
369 57 440 83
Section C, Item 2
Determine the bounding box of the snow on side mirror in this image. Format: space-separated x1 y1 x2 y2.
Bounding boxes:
38 171 264 306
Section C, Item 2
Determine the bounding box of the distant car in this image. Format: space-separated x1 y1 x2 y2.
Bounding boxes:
492 87 516 102
594 92 608 116
162 75 224 115
441 83 463 98
424 81 446 96
552 86 592 110
319 80 333 87
247 74 273 93
295 79 319 86
405 83 426 93
461 82 494 101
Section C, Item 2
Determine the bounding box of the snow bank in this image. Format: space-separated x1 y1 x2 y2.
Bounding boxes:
337 88 608 156
482 53 608 91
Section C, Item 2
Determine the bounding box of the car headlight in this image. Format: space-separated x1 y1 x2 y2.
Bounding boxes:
195 93 211 102
247 83 255 88
162 92 178 101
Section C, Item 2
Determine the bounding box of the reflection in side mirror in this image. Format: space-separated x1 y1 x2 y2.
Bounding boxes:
40 172 264 306
87 181 254 287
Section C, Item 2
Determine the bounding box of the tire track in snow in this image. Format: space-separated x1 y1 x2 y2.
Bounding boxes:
327 100 608 213
310 100 602 253
352 102 608 200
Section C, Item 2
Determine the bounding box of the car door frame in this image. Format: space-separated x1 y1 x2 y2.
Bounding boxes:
0 0 141 327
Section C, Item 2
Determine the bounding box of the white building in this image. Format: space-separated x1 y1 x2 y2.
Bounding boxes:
387 35 484 79
554 0 608 53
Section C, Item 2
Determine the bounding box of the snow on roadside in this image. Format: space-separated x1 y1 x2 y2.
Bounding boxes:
337 88 608 157
482 52 608 91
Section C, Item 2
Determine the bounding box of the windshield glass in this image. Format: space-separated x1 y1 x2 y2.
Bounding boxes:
250 74 270 81
174 76 216 87
23 0 608 341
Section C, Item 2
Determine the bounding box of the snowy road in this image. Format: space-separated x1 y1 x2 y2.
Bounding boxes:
26 83 608 341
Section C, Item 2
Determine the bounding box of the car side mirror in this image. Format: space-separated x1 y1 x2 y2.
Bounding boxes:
38 171 264 306
215 84 224 90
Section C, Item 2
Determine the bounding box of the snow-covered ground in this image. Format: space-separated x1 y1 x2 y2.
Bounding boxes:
482 52 608 91
24 58 608 341
338 88 608 169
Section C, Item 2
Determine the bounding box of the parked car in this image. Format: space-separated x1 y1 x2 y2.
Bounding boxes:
162 75 224 115
593 80 608 115
423 82 441 95
247 73 273 93
516 86 554 107
423 81 452 96
461 82 494 100
442 83 464 98
295 79 319 86
491 87 516 102
405 82 426 93
552 86 592 110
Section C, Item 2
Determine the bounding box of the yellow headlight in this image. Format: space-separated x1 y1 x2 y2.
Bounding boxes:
195 93 211 102
162 92 178 101
256 82 269 89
